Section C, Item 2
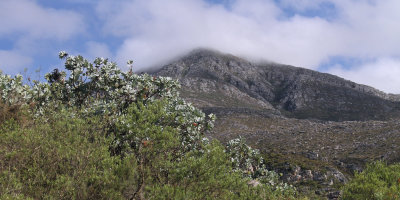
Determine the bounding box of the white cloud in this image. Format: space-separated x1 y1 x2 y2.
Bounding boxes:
96 0 397 68
98 0 339 69
332 0 400 57
95 0 400 92
85 41 112 59
327 58 400 94
0 0 397 93
230 0 281 23
0 0 85 40
0 0 85 73
0 50 33 74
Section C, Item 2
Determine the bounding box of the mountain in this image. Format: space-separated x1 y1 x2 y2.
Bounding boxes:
152 49 400 121
148 49 400 198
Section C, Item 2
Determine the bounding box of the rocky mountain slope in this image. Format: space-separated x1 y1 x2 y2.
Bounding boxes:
152 49 400 121
148 49 400 199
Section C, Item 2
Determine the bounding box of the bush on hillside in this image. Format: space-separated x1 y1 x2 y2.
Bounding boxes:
0 110 130 199
342 161 400 200
225 137 296 194
0 52 300 199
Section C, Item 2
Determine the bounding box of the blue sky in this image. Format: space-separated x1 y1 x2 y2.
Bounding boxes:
1 0 400 93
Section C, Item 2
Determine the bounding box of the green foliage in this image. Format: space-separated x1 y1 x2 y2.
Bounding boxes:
225 137 297 195
342 161 400 200
0 101 22 125
111 100 295 199
0 110 130 199
112 100 179 156
0 52 215 153
0 52 299 199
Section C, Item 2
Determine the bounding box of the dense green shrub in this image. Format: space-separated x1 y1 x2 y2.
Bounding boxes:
342 161 400 200
0 102 299 200
0 110 131 199
0 100 22 125
112 100 299 199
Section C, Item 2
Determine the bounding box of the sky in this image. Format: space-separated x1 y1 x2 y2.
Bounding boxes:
1 0 400 93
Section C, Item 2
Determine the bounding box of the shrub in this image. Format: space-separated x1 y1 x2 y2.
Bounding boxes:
225 137 297 196
110 100 277 199
0 110 130 199
0 52 299 199
342 161 400 200
0 100 22 125
0 53 215 153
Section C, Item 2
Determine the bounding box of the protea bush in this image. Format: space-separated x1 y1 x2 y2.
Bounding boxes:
0 52 299 199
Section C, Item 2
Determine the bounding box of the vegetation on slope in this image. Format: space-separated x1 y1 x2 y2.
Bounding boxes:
1 52 399 199
342 161 400 200
0 52 299 199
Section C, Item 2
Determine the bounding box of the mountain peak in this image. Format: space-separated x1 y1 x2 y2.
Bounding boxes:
186 48 223 56
150 49 400 121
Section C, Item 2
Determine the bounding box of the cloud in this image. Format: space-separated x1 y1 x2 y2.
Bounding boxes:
94 0 400 93
0 0 85 73
85 41 112 59
0 0 85 40
1 0 397 93
327 57 400 94
0 50 33 74
332 0 400 57
95 0 397 68
97 0 336 69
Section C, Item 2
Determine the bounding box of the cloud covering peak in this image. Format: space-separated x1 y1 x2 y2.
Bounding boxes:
1 0 400 93
96 0 400 93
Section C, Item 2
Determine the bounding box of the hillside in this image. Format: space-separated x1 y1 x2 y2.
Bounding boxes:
1 51 399 199
152 49 400 121
149 49 400 198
